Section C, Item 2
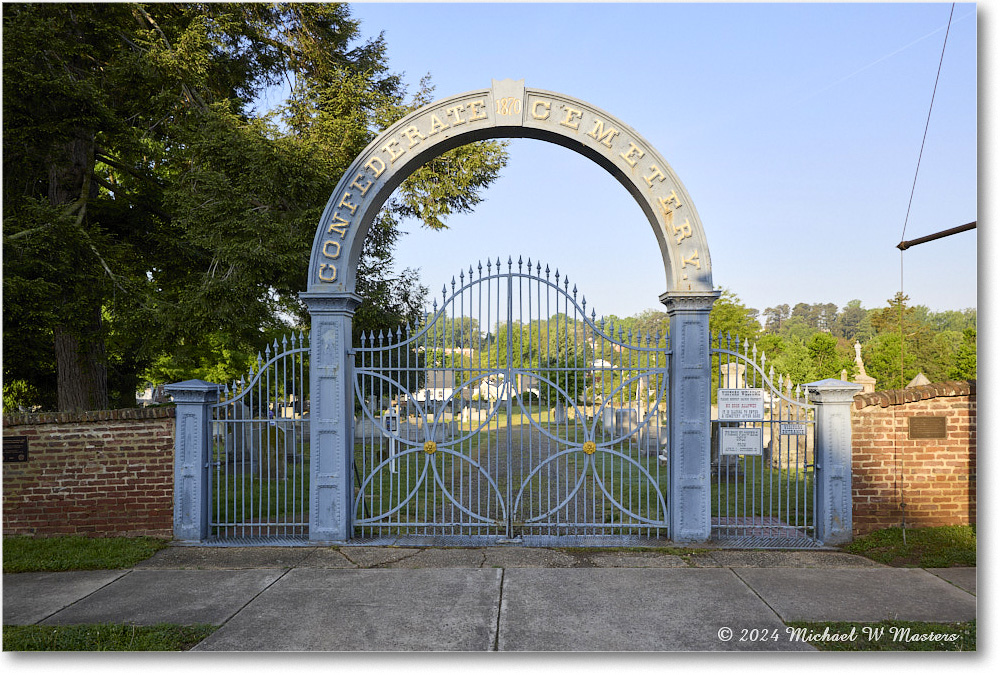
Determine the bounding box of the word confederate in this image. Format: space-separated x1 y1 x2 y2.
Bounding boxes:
317 87 701 285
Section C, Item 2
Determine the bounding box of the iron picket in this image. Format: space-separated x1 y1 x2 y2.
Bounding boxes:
709 332 821 548
208 333 310 544
353 259 671 546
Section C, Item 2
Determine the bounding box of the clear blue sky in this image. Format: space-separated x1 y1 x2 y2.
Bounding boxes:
340 1 979 319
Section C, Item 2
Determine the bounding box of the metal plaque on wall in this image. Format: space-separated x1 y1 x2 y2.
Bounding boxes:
908 416 947 440
3 436 29 463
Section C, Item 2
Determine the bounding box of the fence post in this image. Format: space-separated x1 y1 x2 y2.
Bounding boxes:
661 290 721 542
805 378 863 545
300 291 362 542
164 379 222 543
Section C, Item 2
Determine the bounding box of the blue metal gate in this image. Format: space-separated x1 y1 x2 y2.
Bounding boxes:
710 333 820 548
208 334 310 543
353 258 671 545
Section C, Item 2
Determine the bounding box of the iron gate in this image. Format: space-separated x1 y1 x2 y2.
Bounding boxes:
709 334 820 548
354 258 671 545
208 334 310 543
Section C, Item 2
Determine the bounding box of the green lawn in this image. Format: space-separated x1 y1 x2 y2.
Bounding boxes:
3 536 168 573
844 525 976 567
3 623 216 651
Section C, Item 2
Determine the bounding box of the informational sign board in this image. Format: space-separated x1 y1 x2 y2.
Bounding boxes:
3 436 28 463
908 416 947 440
717 389 765 421
720 427 763 456
381 412 399 435
779 423 808 436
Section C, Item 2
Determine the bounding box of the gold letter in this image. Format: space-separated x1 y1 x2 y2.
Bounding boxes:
323 240 342 259
659 189 682 211
338 192 358 216
365 156 386 178
318 264 337 282
620 142 645 167
349 173 373 197
587 118 621 147
681 249 701 269
672 218 693 245
467 99 488 121
532 100 551 120
559 105 583 130
401 125 426 148
644 165 667 188
381 138 405 163
327 213 350 237
446 104 467 125
427 113 450 136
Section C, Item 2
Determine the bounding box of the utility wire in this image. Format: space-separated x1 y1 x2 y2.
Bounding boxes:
896 3 956 545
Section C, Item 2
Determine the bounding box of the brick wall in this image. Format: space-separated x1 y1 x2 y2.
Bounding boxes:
3 408 175 538
851 381 976 536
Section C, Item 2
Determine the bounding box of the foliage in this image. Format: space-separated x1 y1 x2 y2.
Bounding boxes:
950 328 977 379
843 525 976 568
709 289 760 342
3 623 216 651
2 3 507 411
3 535 169 573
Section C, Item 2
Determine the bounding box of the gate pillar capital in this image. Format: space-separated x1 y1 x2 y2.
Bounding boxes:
661 290 720 542
806 379 863 545
301 291 362 543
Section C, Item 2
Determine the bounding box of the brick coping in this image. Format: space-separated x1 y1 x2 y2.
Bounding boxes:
3 406 176 428
853 380 976 410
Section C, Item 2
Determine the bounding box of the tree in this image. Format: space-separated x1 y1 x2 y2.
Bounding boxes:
833 299 871 342
709 289 760 343
950 328 977 380
3 3 508 411
762 304 789 334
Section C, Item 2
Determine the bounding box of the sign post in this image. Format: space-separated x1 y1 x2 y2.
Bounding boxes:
382 411 399 473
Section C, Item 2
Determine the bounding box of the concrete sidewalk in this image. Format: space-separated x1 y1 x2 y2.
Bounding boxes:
2 546 976 651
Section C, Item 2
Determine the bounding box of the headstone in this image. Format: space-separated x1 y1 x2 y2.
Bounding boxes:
720 363 747 390
599 406 615 431
553 399 568 424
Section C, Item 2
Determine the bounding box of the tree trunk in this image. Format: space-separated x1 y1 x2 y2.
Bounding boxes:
49 133 110 412
54 320 109 412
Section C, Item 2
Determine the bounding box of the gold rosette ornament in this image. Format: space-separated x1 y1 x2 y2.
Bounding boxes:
582 441 596 455
424 441 437 455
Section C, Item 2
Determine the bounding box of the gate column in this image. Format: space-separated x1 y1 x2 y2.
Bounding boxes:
661 290 720 542
805 379 863 545
301 292 362 542
164 379 222 543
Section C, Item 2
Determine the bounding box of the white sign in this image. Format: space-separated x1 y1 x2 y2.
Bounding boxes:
381 412 399 434
720 427 763 456
780 423 808 436
381 412 400 473
717 388 765 421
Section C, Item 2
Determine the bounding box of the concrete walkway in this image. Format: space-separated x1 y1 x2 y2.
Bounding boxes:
2 546 976 651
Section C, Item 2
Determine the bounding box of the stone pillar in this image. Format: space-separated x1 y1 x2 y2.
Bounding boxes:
164 379 222 543
805 378 863 545
661 290 721 542
301 292 362 542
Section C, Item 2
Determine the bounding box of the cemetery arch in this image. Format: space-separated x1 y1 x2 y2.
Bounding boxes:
301 80 720 543
306 79 713 295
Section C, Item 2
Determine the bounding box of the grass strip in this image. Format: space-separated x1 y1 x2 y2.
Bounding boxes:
784 620 975 651
843 525 976 568
3 536 169 573
2 623 216 651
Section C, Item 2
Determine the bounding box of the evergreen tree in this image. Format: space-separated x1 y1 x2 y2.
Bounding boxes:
3 3 508 411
